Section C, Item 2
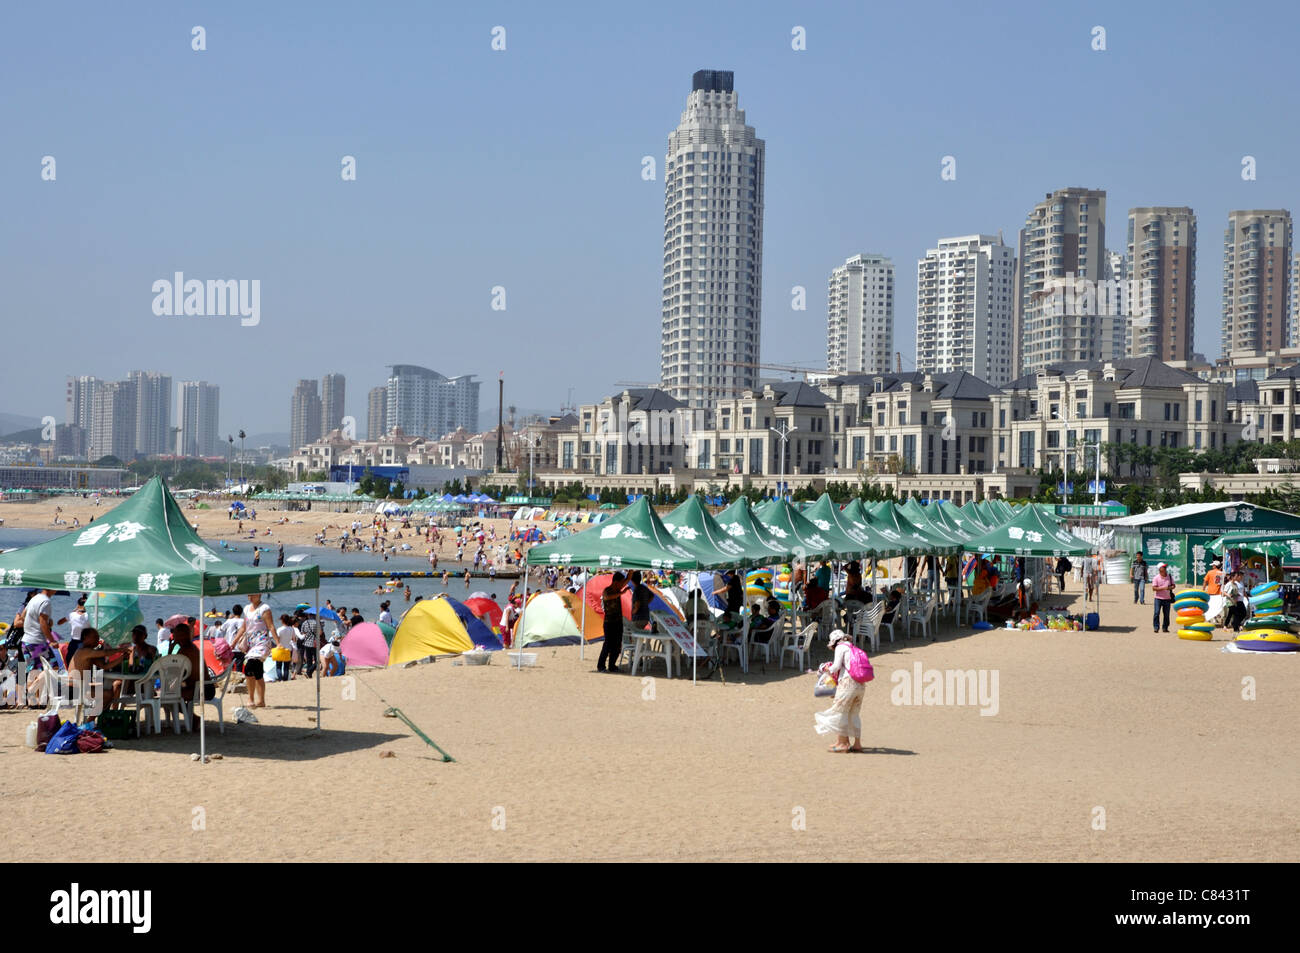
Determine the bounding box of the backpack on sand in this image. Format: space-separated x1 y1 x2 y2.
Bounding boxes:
847 644 874 684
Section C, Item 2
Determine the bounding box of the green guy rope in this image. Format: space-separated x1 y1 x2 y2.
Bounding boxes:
384 707 455 762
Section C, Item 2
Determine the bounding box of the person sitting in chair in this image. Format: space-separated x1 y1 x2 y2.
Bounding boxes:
747 598 783 644
880 588 903 626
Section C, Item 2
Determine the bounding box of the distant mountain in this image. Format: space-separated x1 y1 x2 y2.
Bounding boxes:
0 428 43 444
0 413 40 435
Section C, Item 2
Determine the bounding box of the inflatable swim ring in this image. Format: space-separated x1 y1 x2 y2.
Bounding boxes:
1179 589 1209 601
1174 596 1208 608
1237 629 1300 645
1250 581 1279 596
1177 629 1212 641
1175 614 1204 626
1188 622 1215 633
1243 617 1299 632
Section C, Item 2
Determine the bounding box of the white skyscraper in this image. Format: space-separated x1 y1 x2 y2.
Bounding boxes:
827 254 895 375
660 69 765 409
915 237 1015 385
177 381 220 457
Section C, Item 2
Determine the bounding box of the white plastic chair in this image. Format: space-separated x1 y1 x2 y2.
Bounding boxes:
133 656 191 736
855 602 884 653
965 590 992 625
781 622 818 670
880 599 903 645
908 597 937 641
718 613 749 672
185 662 236 734
748 612 784 667
629 621 674 678
38 657 75 717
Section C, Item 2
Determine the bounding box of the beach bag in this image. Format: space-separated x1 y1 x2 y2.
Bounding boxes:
76 730 106 753
44 720 81 755
98 709 133 741
36 713 62 745
813 671 838 697
847 645 874 683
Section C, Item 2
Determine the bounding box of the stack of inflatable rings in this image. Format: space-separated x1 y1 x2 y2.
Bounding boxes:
1249 581 1284 617
1173 588 1210 640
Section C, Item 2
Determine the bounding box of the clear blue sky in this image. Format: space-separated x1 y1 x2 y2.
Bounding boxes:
4 0 1297 437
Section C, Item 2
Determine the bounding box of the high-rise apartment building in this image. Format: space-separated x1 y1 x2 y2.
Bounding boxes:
1125 208 1196 362
915 237 1015 386
1222 209 1292 356
65 375 102 458
827 254 895 376
385 365 480 438
659 69 765 409
177 381 220 457
290 379 322 451
128 370 172 456
1015 187 1112 375
321 373 346 436
367 386 388 439
88 380 137 461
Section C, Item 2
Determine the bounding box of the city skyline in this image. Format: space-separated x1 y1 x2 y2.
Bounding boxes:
7 2 1300 432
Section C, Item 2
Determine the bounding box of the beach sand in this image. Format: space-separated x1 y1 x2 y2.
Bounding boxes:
0 496 556 561
3 576 1296 862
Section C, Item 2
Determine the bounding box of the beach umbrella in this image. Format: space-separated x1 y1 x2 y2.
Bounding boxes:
464 596 503 633
303 607 343 623
86 593 145 647
163 613 190 630
340 622 394 668
388 596 503 664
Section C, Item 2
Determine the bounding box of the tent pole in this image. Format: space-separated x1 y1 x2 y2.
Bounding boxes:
580 574 587 661
315 585 321 732
692 583 698 686
198 588 206 763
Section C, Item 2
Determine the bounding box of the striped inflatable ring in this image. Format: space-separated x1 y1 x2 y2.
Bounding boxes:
1188 622 1215 633
1251 595 1283 608
1175 609 1204 619
1179 589 1209 601
1178 629 1212 641
1174 598 1209 610
1250 582 1280 596
1175 615 1205 626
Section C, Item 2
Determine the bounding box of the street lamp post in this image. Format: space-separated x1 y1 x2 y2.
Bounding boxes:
770 420 797 499
227 435 233 487
238 429 246 490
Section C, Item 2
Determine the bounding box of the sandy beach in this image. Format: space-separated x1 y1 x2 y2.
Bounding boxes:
0 496 558 563
2 573 1296 862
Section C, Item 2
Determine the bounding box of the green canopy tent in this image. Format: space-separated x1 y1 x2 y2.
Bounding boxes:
751 499 840 558
662 496 762 566
864 503 962 554
924 500 978 541
1206 530 1300 562
962 502 1097 623
0 476 322 761
714 497 797 563
803 494 905 557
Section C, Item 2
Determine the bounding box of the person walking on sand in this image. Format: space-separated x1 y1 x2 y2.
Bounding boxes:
1130 553 1148 604
814 629 870 753
597 572 627 673
1151 562 1175 633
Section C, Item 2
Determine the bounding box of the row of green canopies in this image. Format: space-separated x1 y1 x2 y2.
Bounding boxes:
524 494 1094 571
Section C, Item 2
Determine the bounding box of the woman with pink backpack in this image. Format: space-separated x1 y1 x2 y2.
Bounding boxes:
814 629 873 753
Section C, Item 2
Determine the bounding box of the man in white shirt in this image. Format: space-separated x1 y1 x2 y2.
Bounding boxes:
22 589 58 667
378 602 394 626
